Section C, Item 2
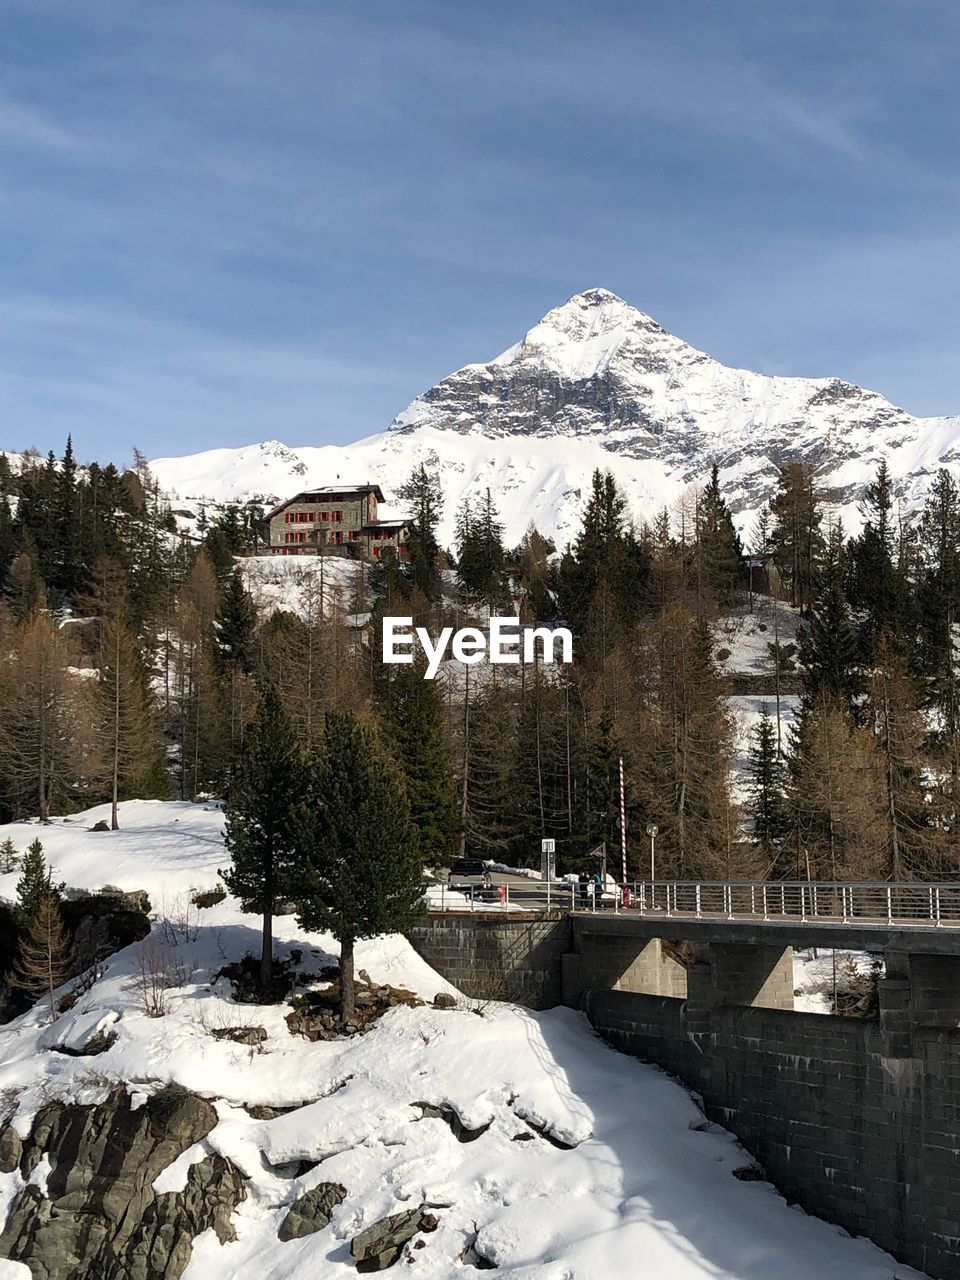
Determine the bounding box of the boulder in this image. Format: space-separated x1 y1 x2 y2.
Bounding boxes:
277 1181 346 1241
210 1025 267 1047
432 993 457 1010
351 1206 430 1272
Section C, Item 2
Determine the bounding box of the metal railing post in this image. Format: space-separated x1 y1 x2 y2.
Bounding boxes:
762 884 768 921
886 886 892 925
695 883 702 918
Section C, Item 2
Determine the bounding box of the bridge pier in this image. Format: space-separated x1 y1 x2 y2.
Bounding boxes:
684 941 794 1034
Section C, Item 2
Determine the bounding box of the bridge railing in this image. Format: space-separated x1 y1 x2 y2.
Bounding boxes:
617 880 960 925
425 879 960 924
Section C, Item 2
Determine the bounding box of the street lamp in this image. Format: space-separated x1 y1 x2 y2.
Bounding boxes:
645 824 658 884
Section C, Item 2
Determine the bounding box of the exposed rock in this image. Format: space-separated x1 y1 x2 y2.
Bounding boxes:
90 820 111 831
50 1028 117 1057
432 993 457 1010
732 1163 766 1182
277 1181 346 1241
411 1102 491 1143
286 980 423 1041
210 1025 267 1047
0 1124 22 1173
351 1206 433 1272
0 1086 243 1280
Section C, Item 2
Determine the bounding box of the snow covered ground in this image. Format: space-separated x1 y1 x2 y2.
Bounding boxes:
0 802 924 1278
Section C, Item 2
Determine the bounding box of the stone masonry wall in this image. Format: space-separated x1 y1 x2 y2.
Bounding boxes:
407 914 572 1009
587 989 960 1280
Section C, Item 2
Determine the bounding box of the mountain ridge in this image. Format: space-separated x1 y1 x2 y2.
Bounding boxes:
151 288 960 547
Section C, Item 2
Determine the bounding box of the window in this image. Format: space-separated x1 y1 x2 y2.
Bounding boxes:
321 512 329 522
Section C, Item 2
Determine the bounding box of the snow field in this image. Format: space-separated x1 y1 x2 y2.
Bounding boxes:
0 802 926 1278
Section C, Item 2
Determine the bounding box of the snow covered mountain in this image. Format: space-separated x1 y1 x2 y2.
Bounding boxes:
151 288 960 548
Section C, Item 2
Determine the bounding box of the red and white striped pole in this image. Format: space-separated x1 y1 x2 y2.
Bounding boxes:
619 755 627 882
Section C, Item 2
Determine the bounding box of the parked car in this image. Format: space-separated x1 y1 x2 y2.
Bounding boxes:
447 859 492 891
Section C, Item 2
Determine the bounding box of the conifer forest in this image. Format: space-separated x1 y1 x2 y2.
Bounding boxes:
2 440 959 886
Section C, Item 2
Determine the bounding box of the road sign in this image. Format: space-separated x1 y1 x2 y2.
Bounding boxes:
541 838 555 853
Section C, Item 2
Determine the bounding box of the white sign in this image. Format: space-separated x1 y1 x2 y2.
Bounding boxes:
382 617 574 680
541 838 555 854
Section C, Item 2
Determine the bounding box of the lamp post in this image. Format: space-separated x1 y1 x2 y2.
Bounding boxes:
645 823 658 884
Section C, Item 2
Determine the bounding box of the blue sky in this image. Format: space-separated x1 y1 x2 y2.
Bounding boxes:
2 0 960 463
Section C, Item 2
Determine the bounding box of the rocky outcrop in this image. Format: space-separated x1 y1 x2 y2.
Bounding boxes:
277 1181 346 1241
351 1206 438 1272
0 1086 245 1280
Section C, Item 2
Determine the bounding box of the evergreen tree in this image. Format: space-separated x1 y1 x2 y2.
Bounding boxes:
695 464 744 607
0 837 18 874
799 521 862 715
0 454 16 582
849 460 908 659
769 461 823 613
296 710 423 1022
220 685 304 988
559 469 647 661
15 840 63 926
746 706 788 862
383 662 459 867
456 489 506 605
397 463 443 602
216 569 257 673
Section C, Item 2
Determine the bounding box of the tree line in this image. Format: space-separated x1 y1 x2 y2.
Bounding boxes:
6 439 960 907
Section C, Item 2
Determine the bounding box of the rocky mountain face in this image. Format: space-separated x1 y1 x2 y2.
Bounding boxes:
151 288 960 547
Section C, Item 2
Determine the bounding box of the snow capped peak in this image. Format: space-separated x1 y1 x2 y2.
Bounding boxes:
152 286 960 554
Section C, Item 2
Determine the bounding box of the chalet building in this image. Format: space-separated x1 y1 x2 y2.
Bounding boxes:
265 484 411 562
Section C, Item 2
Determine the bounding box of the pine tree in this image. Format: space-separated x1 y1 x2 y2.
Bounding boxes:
220 685 304 989
799 521 862 715
15 840 63 926
849 460 908 659
559 469 647 665
696 464 744 607
746 706 788 863
296 710 423 1022
216 569 257 673
383 662 459 868
12 887 70 1020
769 461 823 613
456 489 506 606
397 463 443 602
0 837 18 874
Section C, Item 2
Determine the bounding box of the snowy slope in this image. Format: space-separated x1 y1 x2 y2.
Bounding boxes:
0 802 927 1279
151 287 960 548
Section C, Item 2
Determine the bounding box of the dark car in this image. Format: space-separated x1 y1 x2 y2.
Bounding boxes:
447 858 492 891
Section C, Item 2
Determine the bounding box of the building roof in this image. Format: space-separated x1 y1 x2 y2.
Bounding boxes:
265 484 385 519
362 519 409 531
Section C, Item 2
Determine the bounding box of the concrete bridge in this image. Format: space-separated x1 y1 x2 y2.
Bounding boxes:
408 885 960 1280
